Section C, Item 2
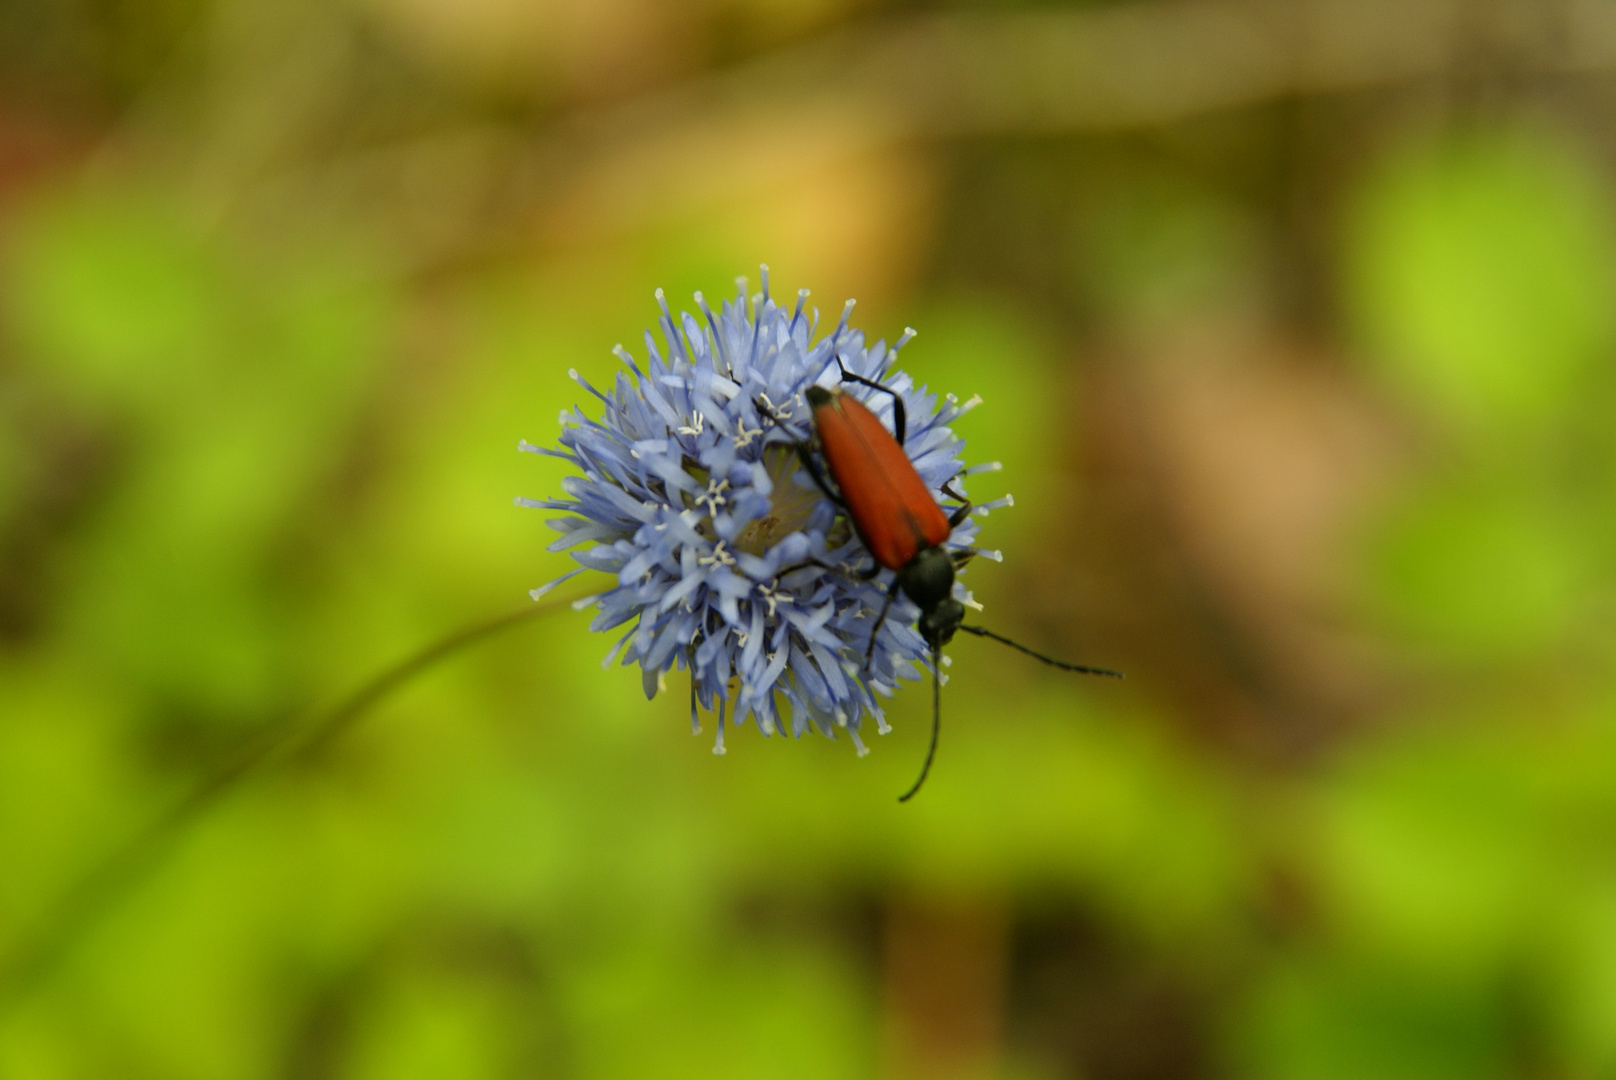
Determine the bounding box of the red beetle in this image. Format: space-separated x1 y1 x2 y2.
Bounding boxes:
797 376 1122 801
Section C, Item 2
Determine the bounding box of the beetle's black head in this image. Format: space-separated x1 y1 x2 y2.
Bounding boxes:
918 597 965 649
805 385 834 409
897 546 961 647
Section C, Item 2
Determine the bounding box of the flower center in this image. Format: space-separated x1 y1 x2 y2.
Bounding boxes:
732 445 823 556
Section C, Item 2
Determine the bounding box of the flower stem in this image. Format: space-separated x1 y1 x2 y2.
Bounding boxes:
0 592 584 1013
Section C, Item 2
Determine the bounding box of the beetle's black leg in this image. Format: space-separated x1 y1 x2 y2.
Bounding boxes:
835 360 907 446
793 442 846 509
939 478 972 527
863 578 902 671
776 558 842 578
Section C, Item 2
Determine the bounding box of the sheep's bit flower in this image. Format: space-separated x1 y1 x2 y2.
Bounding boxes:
519 271 1009 755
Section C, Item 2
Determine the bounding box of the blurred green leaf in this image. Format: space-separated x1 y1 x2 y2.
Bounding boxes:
1237 957 1510 1080
1365 479 1591 660
1348 127 1616 436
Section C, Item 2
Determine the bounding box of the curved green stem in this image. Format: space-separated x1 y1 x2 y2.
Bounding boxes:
0 593 584 1012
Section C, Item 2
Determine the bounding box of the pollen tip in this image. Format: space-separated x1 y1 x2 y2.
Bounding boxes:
568 367 580 380
570 594 600 611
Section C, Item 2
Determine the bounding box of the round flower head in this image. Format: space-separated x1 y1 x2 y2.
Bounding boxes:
519 269 1009 754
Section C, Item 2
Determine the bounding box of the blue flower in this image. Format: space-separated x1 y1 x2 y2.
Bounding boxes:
518 269 1011 755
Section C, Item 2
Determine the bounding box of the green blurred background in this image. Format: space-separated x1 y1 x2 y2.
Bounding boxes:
4 0 1616 1076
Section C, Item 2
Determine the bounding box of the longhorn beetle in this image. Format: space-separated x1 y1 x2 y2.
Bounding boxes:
787 364 1123 801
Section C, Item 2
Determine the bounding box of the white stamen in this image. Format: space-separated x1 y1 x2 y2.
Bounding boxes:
757 392 793 424
697 478 730 516
698 541 736 569
975 494 1014 515
529 567 584 601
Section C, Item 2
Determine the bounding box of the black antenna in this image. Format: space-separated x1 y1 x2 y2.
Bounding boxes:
897 643 943 802
958 625 1124 678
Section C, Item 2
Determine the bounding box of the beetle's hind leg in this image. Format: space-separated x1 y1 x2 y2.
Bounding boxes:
939 478 973 528
792 442 846 509
863 579 903 672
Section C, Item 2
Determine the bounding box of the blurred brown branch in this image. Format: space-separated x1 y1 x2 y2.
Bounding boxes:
207 0 1616 266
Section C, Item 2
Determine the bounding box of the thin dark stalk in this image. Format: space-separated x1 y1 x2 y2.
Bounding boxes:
0 594 581 1011
958 625 1124 678
897 643 942 802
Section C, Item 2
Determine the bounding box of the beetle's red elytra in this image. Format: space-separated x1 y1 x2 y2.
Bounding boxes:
808 388 950 570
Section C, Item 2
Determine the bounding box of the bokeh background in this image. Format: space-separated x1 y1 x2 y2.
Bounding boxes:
4 0 1616 1076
